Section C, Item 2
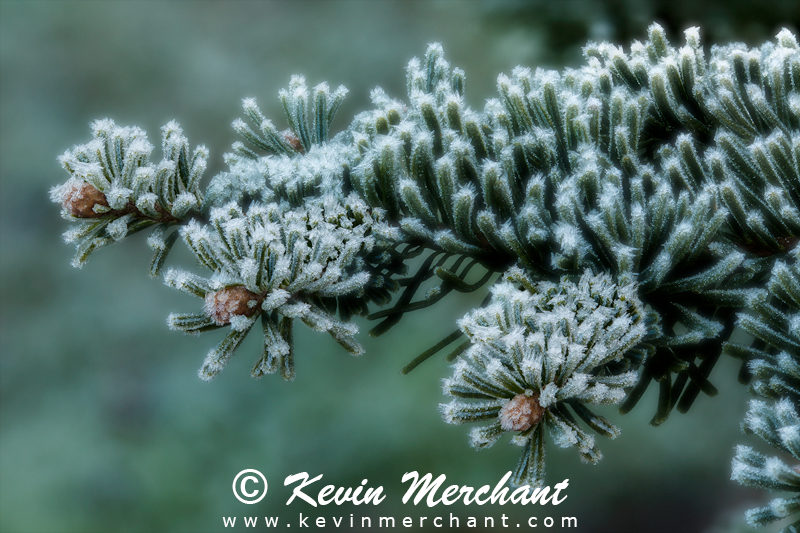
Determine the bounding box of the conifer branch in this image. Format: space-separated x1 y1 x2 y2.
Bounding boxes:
49 24 800 529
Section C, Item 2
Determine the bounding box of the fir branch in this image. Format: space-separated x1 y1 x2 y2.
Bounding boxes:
49 25 800 526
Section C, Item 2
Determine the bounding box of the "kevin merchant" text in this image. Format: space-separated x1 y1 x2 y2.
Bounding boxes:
284 471 568 508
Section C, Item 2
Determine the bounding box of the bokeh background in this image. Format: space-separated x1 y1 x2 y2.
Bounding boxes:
1 1 799 532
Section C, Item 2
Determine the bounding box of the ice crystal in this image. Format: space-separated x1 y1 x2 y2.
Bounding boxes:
50 119 206 269
729 248 800 532
165 194 387 381
441 268 658 486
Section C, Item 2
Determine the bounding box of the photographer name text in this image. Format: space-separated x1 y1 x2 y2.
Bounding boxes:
282 471 568 508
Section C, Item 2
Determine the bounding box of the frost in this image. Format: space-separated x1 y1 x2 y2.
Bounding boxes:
229 314 256 332
105 186 133 210
538 383 559 408
51 28 800 508
106 214 132 241
444 267 653 485
172 192 198 218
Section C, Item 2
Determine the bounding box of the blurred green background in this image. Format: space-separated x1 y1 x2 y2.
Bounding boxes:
1 1 798 532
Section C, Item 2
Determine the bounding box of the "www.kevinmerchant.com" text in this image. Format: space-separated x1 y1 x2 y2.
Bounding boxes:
221 513 577 529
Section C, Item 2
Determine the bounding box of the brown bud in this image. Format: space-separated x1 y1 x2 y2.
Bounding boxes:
62 181 109 218
204 286 263 325
499 392 546 432
779 236 799 252
282 129 305 154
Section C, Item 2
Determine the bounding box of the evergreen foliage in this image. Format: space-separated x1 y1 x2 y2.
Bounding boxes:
51 24 800 530
164 195 393 381
440 268 659 486
51 119 207 270
730 249 800 532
